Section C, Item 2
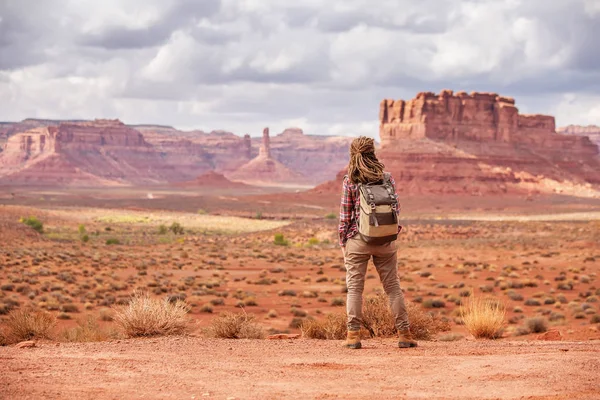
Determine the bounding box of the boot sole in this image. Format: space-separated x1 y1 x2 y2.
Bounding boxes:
398 341 418 348
345 342 362 349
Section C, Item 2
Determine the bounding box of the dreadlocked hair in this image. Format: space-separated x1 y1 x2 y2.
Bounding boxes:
347 136 385 184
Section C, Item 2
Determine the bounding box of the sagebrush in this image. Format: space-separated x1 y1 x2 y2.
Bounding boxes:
302 293 449 340
114 292 193 338
3 308 56 344
204 311 265 339
462 294 505 339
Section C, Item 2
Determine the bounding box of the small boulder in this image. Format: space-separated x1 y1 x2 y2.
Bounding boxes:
267 334 300 340
16 341 36 349
537 330 562 341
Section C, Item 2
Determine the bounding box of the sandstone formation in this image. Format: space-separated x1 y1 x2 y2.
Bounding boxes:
0 119 352 187
173 171 249 189
0 120 175 186
226 128 309 186
558 125 600 148
316 91 600 197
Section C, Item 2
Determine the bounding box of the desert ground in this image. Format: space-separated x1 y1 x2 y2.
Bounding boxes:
1 186 599 399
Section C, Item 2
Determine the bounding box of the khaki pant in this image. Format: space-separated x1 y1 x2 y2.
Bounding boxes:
344 235 409 332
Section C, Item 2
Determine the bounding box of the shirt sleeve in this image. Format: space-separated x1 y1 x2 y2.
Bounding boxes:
338 177 354 247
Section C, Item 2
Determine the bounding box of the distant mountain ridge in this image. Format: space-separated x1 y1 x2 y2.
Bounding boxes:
0 119 353 187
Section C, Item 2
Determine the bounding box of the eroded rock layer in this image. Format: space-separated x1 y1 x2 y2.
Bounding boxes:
377 91 600 196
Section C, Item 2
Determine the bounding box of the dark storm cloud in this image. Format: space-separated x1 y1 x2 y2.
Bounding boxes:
0 0 55 69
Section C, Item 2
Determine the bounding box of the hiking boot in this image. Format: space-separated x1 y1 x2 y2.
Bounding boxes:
344 330 362 349
398 329 418 348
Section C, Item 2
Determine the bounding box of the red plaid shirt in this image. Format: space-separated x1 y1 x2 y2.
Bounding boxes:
338 174 401 247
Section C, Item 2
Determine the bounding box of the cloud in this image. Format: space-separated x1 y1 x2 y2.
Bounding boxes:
0 0 599 135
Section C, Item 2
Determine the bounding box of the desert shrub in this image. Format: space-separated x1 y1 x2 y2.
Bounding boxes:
60 316 113 342
255 211 263 220
361 293 448 340
331 297 345 306
20 216 43 233
205 311 265 339
78 224 86 235
3 308 56 343
113 292 193 338
158 225 168 235
169 222 184 235
591 314 600 324
461 295 505 339
289 317 305 329
301 313 347 340
81 234 90 243
273 233 289 246
291 308 307 317
307 237 320 246
105 238 120 246
524 298 541 306
422 299 446 308
278 290 297 297
200 304 214 313
325 212 337 220
525 317 548 333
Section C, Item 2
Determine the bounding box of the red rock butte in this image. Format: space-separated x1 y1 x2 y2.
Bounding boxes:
380 90 595 155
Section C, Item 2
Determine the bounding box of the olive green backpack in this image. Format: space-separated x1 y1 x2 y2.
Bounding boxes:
356 172 399 244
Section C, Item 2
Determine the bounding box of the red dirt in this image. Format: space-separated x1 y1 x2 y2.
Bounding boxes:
1 338 599 399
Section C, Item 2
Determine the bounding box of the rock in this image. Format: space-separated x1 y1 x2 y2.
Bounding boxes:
537 330 562 341
267 334 301 340
558 125 600 148
0 120 174 186
226 127 310 186
1 120 352 187
371 91 600 195
173 171 249 189
15 341 36 348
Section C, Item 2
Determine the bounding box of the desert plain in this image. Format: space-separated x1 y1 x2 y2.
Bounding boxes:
1 184 599 399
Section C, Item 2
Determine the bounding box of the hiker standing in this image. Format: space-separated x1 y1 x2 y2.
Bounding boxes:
339 136 417 349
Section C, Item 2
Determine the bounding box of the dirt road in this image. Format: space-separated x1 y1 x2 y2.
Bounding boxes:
1 338 599 400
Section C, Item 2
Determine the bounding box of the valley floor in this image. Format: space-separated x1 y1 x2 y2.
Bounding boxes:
1 337 599 400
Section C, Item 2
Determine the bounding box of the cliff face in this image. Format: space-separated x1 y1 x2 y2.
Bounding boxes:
0 120 176 185
0 120 352 187
376 91 600 196
558 125 600 148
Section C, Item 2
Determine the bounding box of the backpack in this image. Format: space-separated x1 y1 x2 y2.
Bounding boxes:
356 172 399 244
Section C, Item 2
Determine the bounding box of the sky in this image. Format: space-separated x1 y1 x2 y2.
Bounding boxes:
0 0 599 137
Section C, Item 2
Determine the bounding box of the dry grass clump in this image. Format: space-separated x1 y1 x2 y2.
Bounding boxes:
362 293 449 340
301 313 347 340
2 308 56 344
114 292 193 338
60 316 118 342
205 311 265 339
461 294 506 339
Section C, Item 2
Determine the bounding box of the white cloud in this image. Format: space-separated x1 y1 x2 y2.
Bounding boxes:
0 0 599 134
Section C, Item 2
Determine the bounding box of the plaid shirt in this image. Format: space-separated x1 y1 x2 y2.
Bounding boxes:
338 174 401 247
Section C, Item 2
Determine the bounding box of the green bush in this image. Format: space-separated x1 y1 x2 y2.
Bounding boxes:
20 216 43 233
307 237 320 246
158 224 168 235
81 234 90 243
274 233 289 246
106 238 120 245
325 213 337 220
169 222 184 235
78 224 86 235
